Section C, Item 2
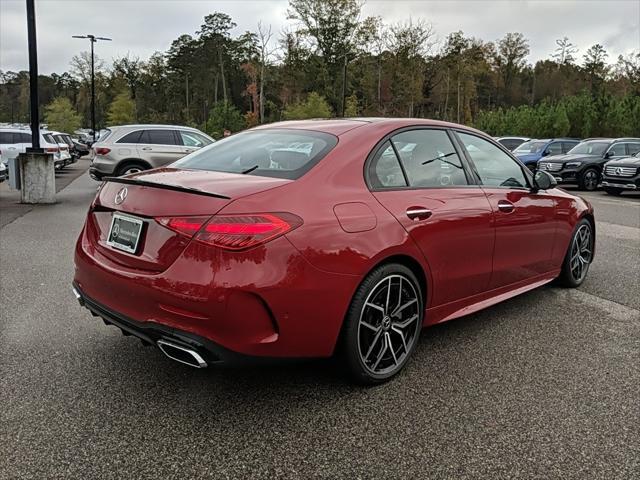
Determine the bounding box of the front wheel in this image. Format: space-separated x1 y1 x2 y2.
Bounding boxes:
557 219 594 288
342 264 423 385
579 167 599 191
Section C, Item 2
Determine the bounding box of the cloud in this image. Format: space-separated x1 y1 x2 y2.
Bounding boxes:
1 0 638 74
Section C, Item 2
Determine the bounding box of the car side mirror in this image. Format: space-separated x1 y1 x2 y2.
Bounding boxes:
533 170 557 191
541 150 550 157
604 151 613 159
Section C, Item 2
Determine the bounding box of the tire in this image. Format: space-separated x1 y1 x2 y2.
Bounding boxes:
604 187 623 196
116 161 148 177
557 218 594 288
578 167 599 191
342 263 424 385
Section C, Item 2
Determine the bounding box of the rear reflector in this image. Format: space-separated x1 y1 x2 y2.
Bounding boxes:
95 147 111 155
157 213 302 251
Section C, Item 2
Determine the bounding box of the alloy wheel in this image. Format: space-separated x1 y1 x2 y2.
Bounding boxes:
583 170 598 190
357 274 420 375
570 224 592 282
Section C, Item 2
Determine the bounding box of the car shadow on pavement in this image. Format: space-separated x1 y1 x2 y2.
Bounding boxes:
85 284 561 410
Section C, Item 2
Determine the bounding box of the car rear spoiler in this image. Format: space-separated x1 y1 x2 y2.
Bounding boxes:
103 177 231 200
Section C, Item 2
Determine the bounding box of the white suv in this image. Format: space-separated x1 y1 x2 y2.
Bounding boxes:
88 124 214 180
0 128 65 169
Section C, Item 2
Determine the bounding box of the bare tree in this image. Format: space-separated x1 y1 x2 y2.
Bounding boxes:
552 37 579 66
257 21 276 123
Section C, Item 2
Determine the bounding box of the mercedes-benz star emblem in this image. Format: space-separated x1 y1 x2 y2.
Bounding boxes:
615 167 623 176
115 187 128 205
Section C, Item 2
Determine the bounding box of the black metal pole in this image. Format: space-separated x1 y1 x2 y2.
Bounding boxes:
26 0 41 151
90 37 96 142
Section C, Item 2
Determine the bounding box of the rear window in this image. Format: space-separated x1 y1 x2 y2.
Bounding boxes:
172 129 338 180
117 130 143 144
97 129 112 141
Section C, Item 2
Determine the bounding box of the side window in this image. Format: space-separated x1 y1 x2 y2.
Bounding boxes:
367 141 407 188
18 133 32 143
546 142 563 155
0 132 15 144
627 143 640 155
179 131 212 148
117 131 143 144
561 142 577 153
140 129 178 145
607 143 626 156
391 129 468 187
457 132 528 189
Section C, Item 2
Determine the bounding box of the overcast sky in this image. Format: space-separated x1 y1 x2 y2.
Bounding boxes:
1 0 638 74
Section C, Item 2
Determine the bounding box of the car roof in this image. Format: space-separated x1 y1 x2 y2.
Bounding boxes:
252 118 486 136
109 124 203 130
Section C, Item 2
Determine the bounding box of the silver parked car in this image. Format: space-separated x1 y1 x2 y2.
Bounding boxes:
88 124 215 180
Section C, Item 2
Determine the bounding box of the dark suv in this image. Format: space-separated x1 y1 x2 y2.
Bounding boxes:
537 138 640 191
602 152 640 195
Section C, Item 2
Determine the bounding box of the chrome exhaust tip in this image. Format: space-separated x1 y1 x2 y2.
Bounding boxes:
157 339 207 368
72 286 84 306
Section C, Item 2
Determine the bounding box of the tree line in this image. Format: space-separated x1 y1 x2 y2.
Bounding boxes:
0 0 638 138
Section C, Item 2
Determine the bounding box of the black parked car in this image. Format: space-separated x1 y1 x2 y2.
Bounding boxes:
602 152 640 195
537 138 640 191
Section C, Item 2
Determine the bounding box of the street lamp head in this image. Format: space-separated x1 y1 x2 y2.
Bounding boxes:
72 34 112 42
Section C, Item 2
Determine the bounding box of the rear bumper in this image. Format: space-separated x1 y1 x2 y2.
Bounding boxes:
73 283 270 366
90 157 117 179
73 223 358 359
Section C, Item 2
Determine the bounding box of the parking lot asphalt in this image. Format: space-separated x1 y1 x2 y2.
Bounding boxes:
0 159 91 228
1 172 638 479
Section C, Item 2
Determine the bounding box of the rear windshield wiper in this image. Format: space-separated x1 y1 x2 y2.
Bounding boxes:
240 165 259 174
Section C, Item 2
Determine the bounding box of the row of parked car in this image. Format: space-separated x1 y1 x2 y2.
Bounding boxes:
0 126 91 182
496 136 640 195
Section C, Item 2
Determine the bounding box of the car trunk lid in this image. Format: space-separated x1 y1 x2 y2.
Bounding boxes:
88 167 291 272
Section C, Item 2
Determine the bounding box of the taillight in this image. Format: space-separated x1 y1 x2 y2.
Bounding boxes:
45 147 59 153
95 147 111 155
157 213 302 251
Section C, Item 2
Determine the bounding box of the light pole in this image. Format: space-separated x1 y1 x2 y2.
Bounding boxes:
72 34 111 142
26 0 41 151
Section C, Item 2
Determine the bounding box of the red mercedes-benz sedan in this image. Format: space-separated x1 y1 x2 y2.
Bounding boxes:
73 119 595 384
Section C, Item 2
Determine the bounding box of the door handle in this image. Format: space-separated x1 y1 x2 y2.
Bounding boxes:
140 147 152 151
497 200 515 213
406 207 432 221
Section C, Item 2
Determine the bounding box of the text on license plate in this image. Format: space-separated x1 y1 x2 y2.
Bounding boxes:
106 213 144 254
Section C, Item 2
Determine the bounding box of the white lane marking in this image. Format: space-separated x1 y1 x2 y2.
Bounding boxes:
558 288 640 323
595 221 640 241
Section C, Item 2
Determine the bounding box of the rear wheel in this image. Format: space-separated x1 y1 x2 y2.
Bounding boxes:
604 187 623 196
342 263 423 385
579 167 599 191
116 161 148 177
557 219 593 287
